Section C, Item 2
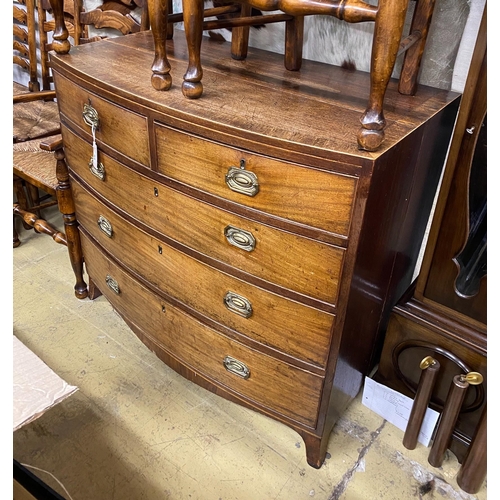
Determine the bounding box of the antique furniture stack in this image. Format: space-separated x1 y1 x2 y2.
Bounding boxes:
46 0 462 467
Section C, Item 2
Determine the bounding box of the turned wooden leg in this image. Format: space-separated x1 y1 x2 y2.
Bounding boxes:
167 0 174 39
13 218 21 248
55 148 88 300
13 203 67 245
26 183 42 220
284 16 304 71
358 0 410 151
14 176 32 231
47 0 71 53
231 4 252 61
148 0 172 91
182 0 204 98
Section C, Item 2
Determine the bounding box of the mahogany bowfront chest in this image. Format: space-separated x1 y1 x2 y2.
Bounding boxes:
50 31 459 467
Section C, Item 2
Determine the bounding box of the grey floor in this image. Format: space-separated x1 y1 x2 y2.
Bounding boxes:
13 207 487 500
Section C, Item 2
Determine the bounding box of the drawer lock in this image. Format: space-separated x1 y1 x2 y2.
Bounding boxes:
223 291 253 318
97 215 113 238
105 275 120 295
225 166 259 197
224 225 256 252
223 355 250 379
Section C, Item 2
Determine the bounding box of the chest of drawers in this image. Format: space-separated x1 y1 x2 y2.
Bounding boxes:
50 31 459 468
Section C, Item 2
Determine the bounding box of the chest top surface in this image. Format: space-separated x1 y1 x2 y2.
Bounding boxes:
50 31 459 167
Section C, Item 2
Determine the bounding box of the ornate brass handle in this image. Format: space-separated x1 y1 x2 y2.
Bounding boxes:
105 275 120 294
88 156 105 180
97 215 113 238
82 102 105 180
223 355 250 379
224 225 256 252
223 291 253 318
82 102 99 130
225 166 259 197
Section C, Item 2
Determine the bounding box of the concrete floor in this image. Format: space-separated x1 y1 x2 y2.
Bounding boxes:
13 208 487 500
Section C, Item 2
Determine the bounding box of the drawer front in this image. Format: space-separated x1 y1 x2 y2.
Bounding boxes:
81 233 323 427
64 127 345 304
155 123 356 236
54 72 150 166
73 181 335 367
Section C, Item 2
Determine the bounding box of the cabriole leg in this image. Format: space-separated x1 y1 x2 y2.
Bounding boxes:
148 0 172 91
181 0 204 98
358 0 409 151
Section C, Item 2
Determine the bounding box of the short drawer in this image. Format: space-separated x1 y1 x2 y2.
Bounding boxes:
64 127 345 304
155 123 356 237
53 72 150 166
73 180 335 368
81 233 324 428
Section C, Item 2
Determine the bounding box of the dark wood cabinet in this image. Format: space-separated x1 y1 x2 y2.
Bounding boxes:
374 8 487 462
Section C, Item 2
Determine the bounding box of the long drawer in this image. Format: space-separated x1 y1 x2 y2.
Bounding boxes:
81 232 324 427
73 180 335 368
155 123 356 237
54 73 150 167
63 126 345 304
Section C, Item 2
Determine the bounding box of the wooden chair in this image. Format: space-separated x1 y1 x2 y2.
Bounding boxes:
177 0 439 151
72 0 147 43
13 0 87 299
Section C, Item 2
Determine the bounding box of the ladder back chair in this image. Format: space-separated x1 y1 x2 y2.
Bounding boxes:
13 0 87 299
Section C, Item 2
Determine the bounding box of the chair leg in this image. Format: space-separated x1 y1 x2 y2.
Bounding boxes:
167 0 174 39
26 183 42 219
13 217 21 248
231 3 252 60
54 148 88 300
181 0 204 98
14 176 33 231
13 204 67 244
148 0 172 91
284 15 304 71
358 0 410 151
398 0 437 95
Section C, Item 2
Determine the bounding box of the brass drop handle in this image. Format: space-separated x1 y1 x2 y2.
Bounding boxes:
223 355 250 379
105 275 120 295
82 102 99 130
224 225 256 252
97 215 113 238
223 291 253 318
83 102 105 180
225 164 259 197
88 157 105 181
